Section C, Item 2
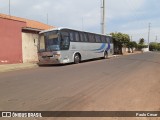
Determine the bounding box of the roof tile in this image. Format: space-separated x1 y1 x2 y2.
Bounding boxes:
0 13 54 30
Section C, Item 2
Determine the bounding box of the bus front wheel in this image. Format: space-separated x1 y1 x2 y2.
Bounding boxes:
74 54 81 64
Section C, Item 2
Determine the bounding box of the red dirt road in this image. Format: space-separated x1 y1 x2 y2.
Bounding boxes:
0 52 160 120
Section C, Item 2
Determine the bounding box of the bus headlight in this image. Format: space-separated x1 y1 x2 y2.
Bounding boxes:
53 54 61 58
63 58 69 63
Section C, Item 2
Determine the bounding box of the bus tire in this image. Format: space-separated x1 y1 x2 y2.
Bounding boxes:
74 54 81 64
104 52 108 59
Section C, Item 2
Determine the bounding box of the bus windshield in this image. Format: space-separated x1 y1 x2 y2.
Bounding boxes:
39 31 60 52
39 30 71 52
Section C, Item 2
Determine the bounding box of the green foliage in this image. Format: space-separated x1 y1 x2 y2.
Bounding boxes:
126 41 137 53
127 41 137 49
137 38 148 50
139 38 145 45
137 44 148 50
110 32 130 47
110 32 130 54
149 42 160 51
158 43 160 51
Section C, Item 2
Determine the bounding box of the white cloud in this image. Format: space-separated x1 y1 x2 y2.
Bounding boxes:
8 0 101 32
0 0 160 42
122 27 160 43
0 0 146 28
107 0 145 20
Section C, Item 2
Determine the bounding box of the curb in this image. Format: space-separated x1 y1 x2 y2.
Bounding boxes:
112 52 142 58
0 63 38 73
0 52 143 73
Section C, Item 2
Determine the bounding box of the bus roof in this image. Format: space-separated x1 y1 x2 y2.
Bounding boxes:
40 27 112 37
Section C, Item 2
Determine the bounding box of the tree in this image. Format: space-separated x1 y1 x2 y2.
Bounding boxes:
158 43 160 51
149 42 160 51
110 32 130 54
127 41 137 53
139 38 145 45
137 38 148 50
110 32 130 46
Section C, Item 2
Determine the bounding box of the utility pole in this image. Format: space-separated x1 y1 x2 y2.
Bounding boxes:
148 23 151 50
82 16 84 31
101 0 106 35
9 0 11 16
155 35 157 43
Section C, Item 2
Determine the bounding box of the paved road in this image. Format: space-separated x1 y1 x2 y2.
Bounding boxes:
0 52 160 119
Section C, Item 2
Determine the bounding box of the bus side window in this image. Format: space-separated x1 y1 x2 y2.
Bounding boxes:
88 33 95 43
110 37 113 43
69 32 74 42
61 32 70 50
79 33 84 42
95 35 101 43
101 36 107 43
83 33 88 42
106 36 110 43
75 32 80 42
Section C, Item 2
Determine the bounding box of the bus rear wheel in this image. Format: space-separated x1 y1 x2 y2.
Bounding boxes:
74 54 81 64
104 52 108 59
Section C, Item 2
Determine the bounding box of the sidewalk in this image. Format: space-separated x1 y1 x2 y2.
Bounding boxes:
0 51 143 73
123 51 142 55
113 51 142 58
0 63 38 73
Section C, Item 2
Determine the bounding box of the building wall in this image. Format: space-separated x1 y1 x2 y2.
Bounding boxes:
122 47 136 54
22 32 39 63
0 18 26 64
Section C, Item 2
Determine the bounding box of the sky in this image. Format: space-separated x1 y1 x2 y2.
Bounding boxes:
0 0 160 43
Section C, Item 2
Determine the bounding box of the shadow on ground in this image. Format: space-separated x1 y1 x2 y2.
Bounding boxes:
38 57 108 67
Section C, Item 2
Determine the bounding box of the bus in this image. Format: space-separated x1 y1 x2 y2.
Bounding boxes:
38 27 113 65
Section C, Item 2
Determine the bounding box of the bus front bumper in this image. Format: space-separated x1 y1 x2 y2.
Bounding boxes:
38 58 61 65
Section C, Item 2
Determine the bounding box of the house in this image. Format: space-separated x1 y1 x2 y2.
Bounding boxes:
0 13 55 64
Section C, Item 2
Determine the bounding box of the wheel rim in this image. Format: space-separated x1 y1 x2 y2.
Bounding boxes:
104 52 108 59
75 55 80 63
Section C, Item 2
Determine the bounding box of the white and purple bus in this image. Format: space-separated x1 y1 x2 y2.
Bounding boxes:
38 28 113 65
